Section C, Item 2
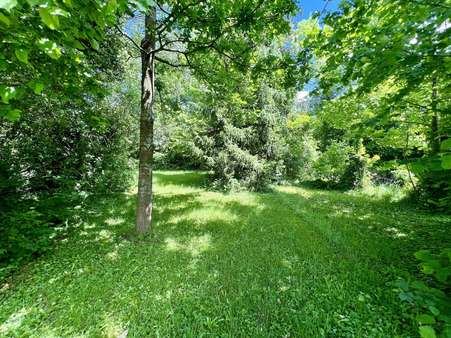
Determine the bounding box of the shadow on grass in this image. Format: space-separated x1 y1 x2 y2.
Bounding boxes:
1 171 450 337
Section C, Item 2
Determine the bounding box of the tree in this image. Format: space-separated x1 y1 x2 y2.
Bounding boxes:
117 0 298 234
297 0 450 208
0 0 133 120
299 0 449 153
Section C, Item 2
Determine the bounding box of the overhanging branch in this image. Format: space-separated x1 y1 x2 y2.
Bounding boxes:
114 24 147 54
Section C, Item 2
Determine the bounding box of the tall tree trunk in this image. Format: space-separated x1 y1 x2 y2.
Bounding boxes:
136 9 156 235
430 75 440 155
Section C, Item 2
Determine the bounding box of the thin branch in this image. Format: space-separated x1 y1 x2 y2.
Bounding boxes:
155 56 188 68
114 24 146 54
404 132 418 192
155 1 170 16
156 0 204 33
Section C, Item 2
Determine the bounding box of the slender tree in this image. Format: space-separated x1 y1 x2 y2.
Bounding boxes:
136 10 157 234
117 0 297 234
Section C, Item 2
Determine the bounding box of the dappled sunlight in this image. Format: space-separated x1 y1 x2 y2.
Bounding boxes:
275 185 315 198
101 313 127 338
156 184 204 195
385 227 409 238
164 234 212 257
83 223 97 230
0 308 31 335
195 191 259 208
105 217 126 226
1 171 449 337
167 207 239 227
95 229 115 242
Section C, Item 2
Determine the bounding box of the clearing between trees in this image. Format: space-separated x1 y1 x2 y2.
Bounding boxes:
1 171 449 337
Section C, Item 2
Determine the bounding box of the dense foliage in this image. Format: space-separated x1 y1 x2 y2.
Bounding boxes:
0 30 137 275
0 0 449 335
298 0 450 208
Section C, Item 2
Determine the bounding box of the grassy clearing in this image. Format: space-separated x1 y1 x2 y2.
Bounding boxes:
1 171 450 337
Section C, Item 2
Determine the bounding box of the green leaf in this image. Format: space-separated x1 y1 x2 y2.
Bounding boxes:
106 0 118 14
441 154 451 170
0 0 17 11
415 250 433 261
428 306 440 316
435 267 451 283
421 263 435 275
5 108 21 121
90 38 99 51
38 38 62 59
33 82 44 94
0 12 11 26
416 314 436 325
50 8 69 17
0 86 17 104
15 48 29 64
419 326 436 338
27 80 45 94
27 0 47 6
441 139 451 152
39 8 60 30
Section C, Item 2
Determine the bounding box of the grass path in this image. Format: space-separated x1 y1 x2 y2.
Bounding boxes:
1 171 450 337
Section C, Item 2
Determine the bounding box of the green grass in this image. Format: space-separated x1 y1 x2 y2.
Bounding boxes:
1 171 450 337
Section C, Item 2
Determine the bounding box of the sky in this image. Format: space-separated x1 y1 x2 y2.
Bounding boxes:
294 0 341 22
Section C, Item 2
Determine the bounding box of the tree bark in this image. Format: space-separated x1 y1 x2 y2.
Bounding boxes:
136 9 156 235
430 75 440 155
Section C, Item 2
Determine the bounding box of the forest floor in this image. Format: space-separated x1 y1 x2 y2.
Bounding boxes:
1 171 450 337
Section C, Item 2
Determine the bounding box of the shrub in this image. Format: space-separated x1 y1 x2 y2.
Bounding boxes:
284 130 318 181
313 142 352 188
410 154 451 212
0 208 53 279
396 249 451 338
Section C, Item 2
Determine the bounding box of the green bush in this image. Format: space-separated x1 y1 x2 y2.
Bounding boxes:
284 117 318 181
0 208 53 278
410 153 451 212
396 248 451 338
313 142 352 188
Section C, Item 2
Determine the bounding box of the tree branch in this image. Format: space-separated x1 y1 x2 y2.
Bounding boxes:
155 56 188 68
114 24 147 54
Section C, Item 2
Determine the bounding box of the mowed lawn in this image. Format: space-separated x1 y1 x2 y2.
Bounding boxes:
1 171 450 337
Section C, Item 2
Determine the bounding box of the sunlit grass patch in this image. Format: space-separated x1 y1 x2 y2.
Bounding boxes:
0 171 449 337
164 234 212 256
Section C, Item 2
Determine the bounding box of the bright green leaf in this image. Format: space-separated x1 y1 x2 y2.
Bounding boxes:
38 38 62 59
0 86 17 104
0 0 17 11
27 80 45 94
15 48 29 64
90 39 100 50
106 0 117 14
428 306 440 316
5 108 21 121
441 154 451 170
0 12 11 26
416 314 436 325
51 8 69 17
39 8 60 30
33 82 44 94
26 0 47 6
419 326 436 338
441 139 451 152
